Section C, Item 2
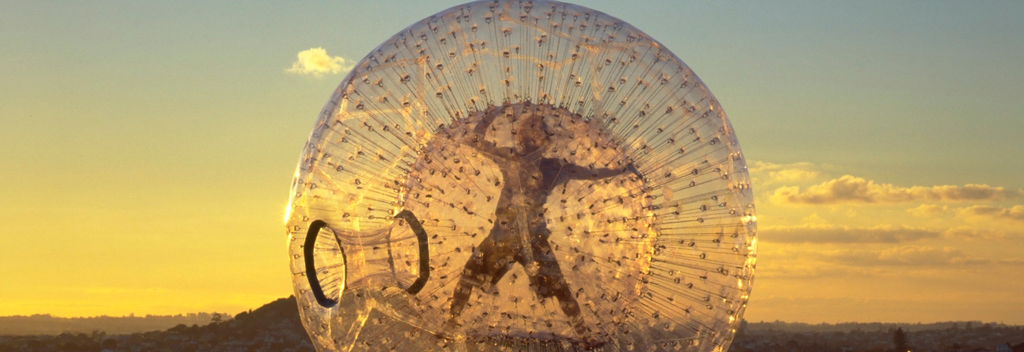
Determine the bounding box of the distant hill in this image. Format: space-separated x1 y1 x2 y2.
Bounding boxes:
0 296 314 352
3 298 1021 352
734 320 1024 352
0 312 221 336
746 320 1012 332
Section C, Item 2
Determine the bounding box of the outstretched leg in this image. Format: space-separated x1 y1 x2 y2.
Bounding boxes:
522 232 588 338
448 226 516 323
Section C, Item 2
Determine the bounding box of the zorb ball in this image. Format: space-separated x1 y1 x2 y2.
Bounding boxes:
285 1 756 351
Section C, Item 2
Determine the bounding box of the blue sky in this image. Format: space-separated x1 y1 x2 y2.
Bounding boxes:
1 0 1022 323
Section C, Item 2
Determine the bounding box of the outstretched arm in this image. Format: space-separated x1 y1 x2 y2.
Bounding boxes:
463 107 503 155
561 160 643 181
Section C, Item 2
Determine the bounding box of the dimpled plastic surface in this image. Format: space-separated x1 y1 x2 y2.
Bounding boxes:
285 1 756 351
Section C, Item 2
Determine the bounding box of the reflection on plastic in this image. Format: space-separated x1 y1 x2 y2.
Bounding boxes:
286 0 756 351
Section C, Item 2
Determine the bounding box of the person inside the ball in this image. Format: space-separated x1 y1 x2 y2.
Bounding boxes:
446 103 642 344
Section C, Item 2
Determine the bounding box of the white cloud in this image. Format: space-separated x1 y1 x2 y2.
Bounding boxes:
771 175 1022 205
287 47 354 77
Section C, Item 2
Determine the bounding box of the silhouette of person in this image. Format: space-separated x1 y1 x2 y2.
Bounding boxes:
445 104 641 344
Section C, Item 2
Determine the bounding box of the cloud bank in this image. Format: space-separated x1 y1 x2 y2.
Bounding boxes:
748 161 820 185
771 175 1022 204
825 246 985 267
762 224 940 243
958 205 1024 222
906 204 949 217
941 226 1011 240
288 47 354 77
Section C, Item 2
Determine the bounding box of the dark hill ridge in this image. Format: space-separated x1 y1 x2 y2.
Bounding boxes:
0 296 314 352
0 312 220 336
234 296 302 323
745 320 1015 333
0 297 301 337
2 297 1023 352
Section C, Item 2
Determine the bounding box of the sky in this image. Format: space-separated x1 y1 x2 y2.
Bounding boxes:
1 0 1023 324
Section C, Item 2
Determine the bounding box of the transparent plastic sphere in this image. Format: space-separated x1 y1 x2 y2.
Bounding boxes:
285 1 756 351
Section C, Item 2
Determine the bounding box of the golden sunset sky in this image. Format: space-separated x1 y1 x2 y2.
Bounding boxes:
2 1 1022 323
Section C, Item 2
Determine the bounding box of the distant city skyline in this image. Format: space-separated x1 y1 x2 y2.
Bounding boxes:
1 0 1022 324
